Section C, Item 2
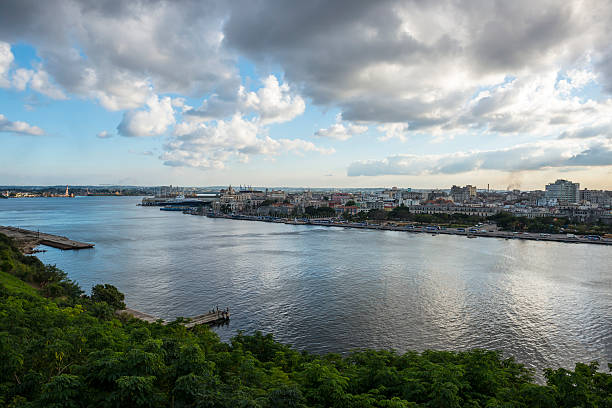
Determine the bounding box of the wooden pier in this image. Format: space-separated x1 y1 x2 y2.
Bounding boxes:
118 307 230 328
0 226 94 252
183 309 230 328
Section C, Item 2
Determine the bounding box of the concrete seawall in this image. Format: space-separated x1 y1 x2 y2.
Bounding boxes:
204 214 612 246
0 226 94 253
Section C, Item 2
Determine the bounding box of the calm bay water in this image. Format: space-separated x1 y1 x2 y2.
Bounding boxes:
1 196 611 377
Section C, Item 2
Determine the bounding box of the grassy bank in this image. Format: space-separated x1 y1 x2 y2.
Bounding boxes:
0 233 610 407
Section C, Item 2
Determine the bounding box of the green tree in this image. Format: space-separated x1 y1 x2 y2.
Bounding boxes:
368 209 388 220
36 374 85 408
266 385 305 408
111 376 164 408
91 284 126 310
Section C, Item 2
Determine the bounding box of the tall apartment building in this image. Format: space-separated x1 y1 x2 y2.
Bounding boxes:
450 185 477 203
544 179 580 203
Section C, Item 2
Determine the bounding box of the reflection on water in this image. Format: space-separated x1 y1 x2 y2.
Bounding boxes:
1 196 611 378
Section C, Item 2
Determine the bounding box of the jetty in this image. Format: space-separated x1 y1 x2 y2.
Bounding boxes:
183 309 231 328
118 307 230 328
0 226 94 253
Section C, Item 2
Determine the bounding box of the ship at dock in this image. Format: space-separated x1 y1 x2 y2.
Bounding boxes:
140 192 220 208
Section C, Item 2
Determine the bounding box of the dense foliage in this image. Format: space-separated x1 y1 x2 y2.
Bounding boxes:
1 233 611 407
91 284 126 310
304 206 336 218
488 212 612 235
344 207 485 226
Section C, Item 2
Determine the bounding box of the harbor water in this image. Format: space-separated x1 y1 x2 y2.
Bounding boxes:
1 196 611 378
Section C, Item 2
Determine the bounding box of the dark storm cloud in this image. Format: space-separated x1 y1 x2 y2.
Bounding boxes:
469 3 576 72
224 0 612 127
0 0 236 109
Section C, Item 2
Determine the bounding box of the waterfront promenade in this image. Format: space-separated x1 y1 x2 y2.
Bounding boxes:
205 213 612 245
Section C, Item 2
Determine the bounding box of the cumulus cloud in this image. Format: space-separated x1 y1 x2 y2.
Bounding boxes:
315 114 367 141
377 123 410 142
166 75 316 169
0 113 43 135
3 0 612 139
3 0 612 179
186 75 305 124
448 69 612 137
240 75 305 124
224 0 612 137
117 95 175 137
347 139 612 176
162 114 333 169
11 66 66 100
0 41 13 88
0 0 237 110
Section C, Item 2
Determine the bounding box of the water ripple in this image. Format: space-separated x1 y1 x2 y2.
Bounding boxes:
1 196 610 380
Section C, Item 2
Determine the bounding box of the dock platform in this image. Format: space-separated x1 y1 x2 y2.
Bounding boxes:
118 307 230 328
0 226 94 252
183 309 230 328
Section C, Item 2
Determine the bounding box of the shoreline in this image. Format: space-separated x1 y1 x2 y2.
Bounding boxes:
203 213 612 246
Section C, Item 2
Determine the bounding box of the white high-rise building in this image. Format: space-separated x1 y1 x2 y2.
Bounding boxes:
544 179 580 203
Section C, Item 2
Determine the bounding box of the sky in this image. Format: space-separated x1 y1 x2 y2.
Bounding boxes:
1 0 612 190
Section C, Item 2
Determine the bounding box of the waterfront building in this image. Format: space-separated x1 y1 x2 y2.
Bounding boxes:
545 179 580 204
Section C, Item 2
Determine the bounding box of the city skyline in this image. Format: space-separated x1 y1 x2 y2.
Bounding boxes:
2 1 612 189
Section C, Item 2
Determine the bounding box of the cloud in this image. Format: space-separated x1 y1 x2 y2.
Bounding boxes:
315 114 367 141
558 123 612 139
96 130 112 139
162 114 333 169
223 0 612 137
240 75 305 124
165 75 318 169
2 0 612 181
0 0 237 110
0 113 44 135
377 123 409 142
128 149 155 156
347 139 612 176
186 75 305 124
2 0 611 141
0 41 13 88
117 95 175 137
12 66 66 99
